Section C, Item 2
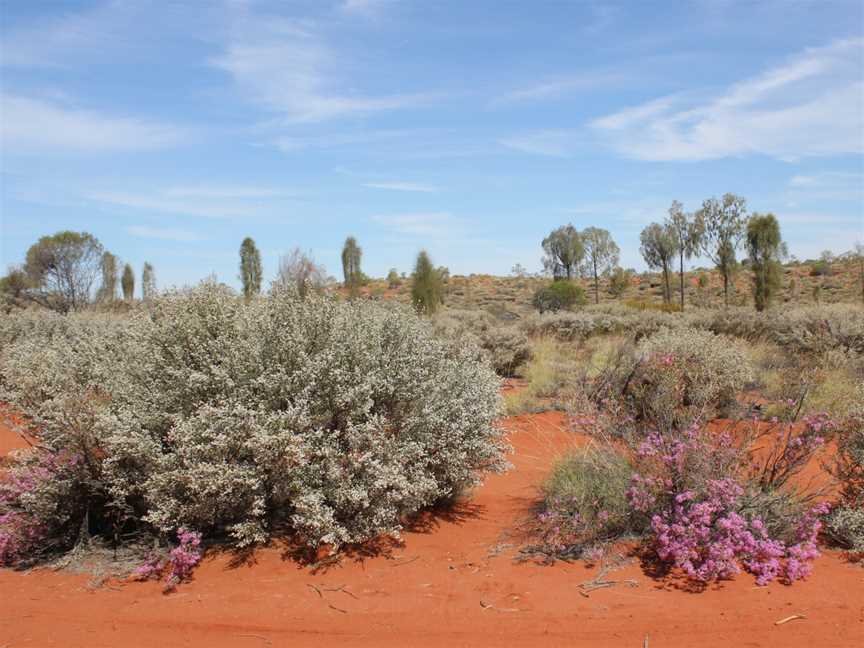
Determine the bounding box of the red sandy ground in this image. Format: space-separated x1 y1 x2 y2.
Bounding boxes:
1 412 862 648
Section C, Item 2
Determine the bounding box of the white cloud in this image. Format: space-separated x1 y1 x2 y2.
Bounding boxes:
499 130 586 156
339 0 393 15
0 94 184 153
272 129 416 151
88 191 254 219
590 38 864 161
126 226 203 242
362 181 439 192
497 72 630 104
212 14 423 122
372 212 464 237
788 171 862 188
786 171 864 204
163 185 294 199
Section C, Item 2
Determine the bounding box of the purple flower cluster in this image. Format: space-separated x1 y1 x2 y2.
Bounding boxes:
648 478 826 585
628 424 829 585
134 528 203 587
0 450 79 566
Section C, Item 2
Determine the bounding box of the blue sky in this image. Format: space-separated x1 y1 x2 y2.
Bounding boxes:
1 0 863 291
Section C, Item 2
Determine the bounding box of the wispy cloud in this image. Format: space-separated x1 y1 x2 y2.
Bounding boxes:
788 171 863 188
590 38 864 161
372 212 464 237
499 129 586 156
786 171 864 204
363 181 439 192
88 191 254 219
126 226 203 242
496 72 629 104
0 93 184 153
272 129 416 151
212 12 424 122
163 185 295 199
339 0 394 16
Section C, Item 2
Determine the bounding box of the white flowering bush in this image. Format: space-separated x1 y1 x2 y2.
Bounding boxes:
0 283 506 565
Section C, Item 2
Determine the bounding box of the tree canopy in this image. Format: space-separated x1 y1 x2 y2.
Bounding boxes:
24 230 103 312
542 224 584 280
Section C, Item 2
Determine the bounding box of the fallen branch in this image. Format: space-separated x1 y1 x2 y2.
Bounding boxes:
578 557 638 595
775 614 806 626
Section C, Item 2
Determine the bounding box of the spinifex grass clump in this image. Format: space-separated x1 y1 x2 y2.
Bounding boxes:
538 327 834 585
0 282 507 580
534 445 636 557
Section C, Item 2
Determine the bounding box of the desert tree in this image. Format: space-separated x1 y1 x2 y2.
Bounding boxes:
541 224 584 280
341 236 363 297
608 266 631 299
0 266 32 312
580 227 619 304
411 250 443 315
697 193 747 307
239 237 263 300
746 213 786 311
386 268 401 289
23 230 104 312
142 262 156 301
510 263 528 278
639 222 678 304
121 263 135 301
666 200 704 310
97 251 120 304
273 248 327 298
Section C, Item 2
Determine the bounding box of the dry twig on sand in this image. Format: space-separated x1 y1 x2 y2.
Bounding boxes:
775 614 806 625
578 557 638 596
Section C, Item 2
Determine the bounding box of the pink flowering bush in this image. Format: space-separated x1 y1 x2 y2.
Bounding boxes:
546 328 834 585
0 448 89 567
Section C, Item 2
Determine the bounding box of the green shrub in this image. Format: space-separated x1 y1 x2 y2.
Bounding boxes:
532 281 586 313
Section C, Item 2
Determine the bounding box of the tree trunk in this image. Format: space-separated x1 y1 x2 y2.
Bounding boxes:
593 259 599 304
662 264 670 304
723 271 729 307
679 251 685 311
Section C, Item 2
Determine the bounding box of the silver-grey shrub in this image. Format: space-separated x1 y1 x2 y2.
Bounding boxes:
0 283 507 558
519 303 864 357
433 309 530 377
582 326 753 433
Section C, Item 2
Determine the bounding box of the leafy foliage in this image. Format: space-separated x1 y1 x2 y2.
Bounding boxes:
23 231 104 312
239 237 263 300
411 250 444 315
542 224 584 280
532 280 586 313
746 213 785 311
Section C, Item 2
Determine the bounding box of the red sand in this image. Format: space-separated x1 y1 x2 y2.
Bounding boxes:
1 412 862 647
